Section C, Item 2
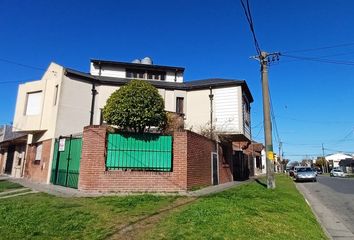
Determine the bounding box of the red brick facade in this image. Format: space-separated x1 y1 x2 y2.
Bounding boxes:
218 144 234 184
24 139 52 183
78 126 233 193
0 150 5 174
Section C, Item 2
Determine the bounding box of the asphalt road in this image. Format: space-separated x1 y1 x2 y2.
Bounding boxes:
298 175 354 239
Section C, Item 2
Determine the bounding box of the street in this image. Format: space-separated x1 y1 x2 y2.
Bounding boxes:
297 175 354 240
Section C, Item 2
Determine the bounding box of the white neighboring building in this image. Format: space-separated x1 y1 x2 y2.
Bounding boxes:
10 57 254 184
325 153 353 168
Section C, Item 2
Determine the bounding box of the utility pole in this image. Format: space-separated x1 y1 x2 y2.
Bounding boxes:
279 141 283 172
260 51 278 189
322 143 328 173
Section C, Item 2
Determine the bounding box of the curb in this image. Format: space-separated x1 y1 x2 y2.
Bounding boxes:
295 183 332 240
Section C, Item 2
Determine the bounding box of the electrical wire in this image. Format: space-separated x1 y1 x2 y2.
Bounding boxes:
281 54 354 66
240 0 261 55
282 42 354 54
0 80 25 85
274 50 354 65
0 57 45 71
267 80 281 145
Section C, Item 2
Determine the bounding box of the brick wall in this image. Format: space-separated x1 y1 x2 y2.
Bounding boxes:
78 126 233 193
78 126 188 193
24 139 52 183
186 131 214 188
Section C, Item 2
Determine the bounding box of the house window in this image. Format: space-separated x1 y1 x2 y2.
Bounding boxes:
34 143 42 164
243 96 250 126
147 71 166 80
126 69 145 79
126 69 166 81
176 97 184 114
53 85 59 105
17 153 23 166
25 91 42 115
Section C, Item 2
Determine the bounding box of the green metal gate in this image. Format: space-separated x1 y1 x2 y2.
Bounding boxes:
106 133 172 171
50 135 82 189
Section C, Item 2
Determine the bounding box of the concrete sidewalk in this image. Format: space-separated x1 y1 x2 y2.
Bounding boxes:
7 176 255 198
186 178 254 197
296 183 354 240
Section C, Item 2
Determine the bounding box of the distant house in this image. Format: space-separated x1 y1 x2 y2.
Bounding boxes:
0 125 27 177
8 57 254 190
339 159 354 173
325 153 353 169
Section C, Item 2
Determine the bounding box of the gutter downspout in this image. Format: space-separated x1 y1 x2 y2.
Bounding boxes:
90 82 97 125
89 63 100 125
209 86 214 140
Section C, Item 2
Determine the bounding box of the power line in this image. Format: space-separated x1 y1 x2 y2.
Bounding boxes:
274 50 354 65
275 115 354 125
0 80 25 85
253 122 264 139
323 147 354 153
282 42 354 54
0 57 45 71
268 86 281 144
240 0 261 55
281 54 354 66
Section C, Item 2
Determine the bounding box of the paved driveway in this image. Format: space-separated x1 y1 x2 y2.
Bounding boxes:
297 175 354 240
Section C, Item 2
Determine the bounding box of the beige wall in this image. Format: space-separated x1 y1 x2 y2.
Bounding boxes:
13 63 64 141
94 86 186 124
185 89 211 132
94 85 120 124
185 86 245 135
54 75 92 137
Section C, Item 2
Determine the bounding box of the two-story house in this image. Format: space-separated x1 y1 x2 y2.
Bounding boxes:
11 57 253 184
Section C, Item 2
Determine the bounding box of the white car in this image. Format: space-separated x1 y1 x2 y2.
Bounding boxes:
330 169 346 177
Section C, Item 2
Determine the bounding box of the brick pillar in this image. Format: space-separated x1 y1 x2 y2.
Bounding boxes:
172 131 188 190
78 125 107 191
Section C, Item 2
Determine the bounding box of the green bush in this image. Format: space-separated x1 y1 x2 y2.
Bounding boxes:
103 80 167 132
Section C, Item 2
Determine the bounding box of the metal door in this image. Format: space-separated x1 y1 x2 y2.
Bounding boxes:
4 145 15 174
232 151 250 181
212 152 219 185
50 136 82 189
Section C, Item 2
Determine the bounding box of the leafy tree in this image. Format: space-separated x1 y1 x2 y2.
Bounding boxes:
103 80 167 132
315 157 328 172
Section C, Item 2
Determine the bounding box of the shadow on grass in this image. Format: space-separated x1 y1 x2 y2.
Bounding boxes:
255 179 267 188
106 197 198 239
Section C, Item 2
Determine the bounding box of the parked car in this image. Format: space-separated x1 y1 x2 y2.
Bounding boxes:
293 166 302 178
294 167 317 182
311 168 318 176
316 168 323 174
330 169 346 177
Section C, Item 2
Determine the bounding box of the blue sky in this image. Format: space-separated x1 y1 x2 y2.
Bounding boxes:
1 0 354 161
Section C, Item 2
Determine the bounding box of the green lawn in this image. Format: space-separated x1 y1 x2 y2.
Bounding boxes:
144 175 328 240
0 193 178 239
0 180 23 192
0 176 327 240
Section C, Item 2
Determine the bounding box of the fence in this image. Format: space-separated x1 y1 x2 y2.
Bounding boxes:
106 132 172 171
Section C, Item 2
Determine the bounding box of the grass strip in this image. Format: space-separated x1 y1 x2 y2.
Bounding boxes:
0 180 23 192
144 175 328 240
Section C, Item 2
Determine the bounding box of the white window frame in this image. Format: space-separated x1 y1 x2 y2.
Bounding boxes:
25 91 42 116
35 143 43 161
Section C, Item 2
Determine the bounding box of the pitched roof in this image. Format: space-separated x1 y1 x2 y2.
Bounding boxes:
91 59 185 72
64 69 253 102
